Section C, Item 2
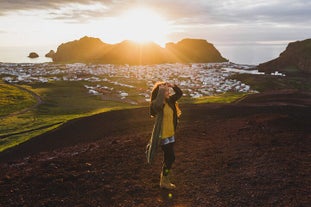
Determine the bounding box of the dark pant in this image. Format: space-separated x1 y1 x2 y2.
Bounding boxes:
161 143 175 176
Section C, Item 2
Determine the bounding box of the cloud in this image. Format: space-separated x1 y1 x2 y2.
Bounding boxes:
155 0 311 26
0 0 113 16
46 2 112 23
0 0 104 10
222 0 311 25
1 0 311 25
149 0 311 43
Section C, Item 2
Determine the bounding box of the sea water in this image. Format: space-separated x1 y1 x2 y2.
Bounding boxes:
0 46 53 64
0 44 287 65
216 44 287 65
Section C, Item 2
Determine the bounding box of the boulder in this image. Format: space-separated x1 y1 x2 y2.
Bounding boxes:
45 50 55 58
28 52 39 58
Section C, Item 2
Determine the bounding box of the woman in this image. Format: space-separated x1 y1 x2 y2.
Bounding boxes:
146 82 183 189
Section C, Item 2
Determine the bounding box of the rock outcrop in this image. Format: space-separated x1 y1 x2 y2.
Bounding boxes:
52 36 109 63
45 50 55 58
166 38 228 63
28 52 39 58
96 40 168 65
258 39 311 74
52 36 228 64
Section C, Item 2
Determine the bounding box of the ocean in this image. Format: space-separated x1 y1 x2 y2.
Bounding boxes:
216 44 287 65
0 46 53 64
0 44 287 65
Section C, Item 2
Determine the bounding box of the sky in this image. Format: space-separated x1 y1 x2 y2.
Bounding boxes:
0 0 310 50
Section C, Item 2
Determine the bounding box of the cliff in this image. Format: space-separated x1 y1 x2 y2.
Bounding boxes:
97 40 168 65
258 39 311 74
52 36 227 64
52 36 110 63
166 38 227 63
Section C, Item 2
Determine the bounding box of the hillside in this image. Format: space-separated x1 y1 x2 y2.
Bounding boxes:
52 36 227 64
166 38 228 63
0 81 37 117
258 39 311 74
52 36 111 63
0 90 310 206
98 40 168 65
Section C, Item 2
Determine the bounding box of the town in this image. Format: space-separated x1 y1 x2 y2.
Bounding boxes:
0 62 284 103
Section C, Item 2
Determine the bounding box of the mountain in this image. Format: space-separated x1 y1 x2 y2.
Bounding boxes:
52 36 110 63
98 40 168 65
52 36 227 64
166 38 228 63
258 39 311 74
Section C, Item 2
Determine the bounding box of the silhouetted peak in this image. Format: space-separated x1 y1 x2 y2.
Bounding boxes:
166 38 211 47
79 36 102 42
179 38 209 44
53 36 228 64
45 50 55 58
118 40 161 47
165 38 227 63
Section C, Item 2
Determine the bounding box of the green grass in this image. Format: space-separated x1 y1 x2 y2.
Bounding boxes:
194 92 249 104
0 81 37 116
181 92 249 104
0 81 141 152
2 67 310 153
0 79 253 152
30 81 134 115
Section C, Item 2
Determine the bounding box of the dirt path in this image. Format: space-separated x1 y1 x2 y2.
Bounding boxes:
0 91 310 206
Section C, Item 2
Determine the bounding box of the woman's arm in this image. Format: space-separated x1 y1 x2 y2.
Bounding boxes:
169 84 183 102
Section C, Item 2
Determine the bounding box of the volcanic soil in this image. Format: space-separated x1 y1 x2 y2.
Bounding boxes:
0 90 310 206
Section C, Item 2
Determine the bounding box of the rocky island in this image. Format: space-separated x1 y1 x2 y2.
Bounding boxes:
52 36 228 64
28 52 39 58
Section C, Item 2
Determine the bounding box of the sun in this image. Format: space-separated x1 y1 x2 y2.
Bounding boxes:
117 8 170 45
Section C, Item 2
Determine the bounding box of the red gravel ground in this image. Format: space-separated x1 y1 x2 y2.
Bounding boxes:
0 90 310 207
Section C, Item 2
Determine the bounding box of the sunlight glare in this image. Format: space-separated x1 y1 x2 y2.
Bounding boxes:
117 8 170 45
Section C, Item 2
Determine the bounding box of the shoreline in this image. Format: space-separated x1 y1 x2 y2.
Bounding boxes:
0 43 287 65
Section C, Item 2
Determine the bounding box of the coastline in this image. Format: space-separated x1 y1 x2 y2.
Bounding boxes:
0 43 287 65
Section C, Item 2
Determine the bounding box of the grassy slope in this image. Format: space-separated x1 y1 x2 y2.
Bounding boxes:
0 77 262 152
0 81 138 152
193 92 249 104
0 81 36 116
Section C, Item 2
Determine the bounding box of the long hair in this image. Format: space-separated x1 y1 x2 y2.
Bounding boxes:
150 82 166 117
151 81 166 102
